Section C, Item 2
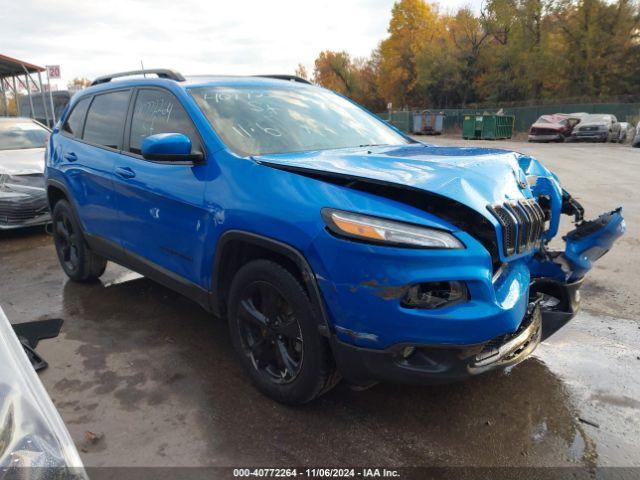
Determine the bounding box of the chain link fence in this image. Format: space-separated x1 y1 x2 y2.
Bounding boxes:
379 102 640 134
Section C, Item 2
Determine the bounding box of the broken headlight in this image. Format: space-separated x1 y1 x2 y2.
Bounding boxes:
322 209 464 249
402 281 468 309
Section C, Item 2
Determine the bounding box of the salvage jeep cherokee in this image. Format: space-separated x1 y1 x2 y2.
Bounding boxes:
45 70 625 404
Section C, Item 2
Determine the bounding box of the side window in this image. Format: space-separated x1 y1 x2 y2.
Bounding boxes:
63 97 91 138
129 89 200 155
83 90 130 149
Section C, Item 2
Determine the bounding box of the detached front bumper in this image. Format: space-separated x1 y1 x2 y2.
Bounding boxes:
330 301 545 386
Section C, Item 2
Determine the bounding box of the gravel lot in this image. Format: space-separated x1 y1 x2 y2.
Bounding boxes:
1 138 638 472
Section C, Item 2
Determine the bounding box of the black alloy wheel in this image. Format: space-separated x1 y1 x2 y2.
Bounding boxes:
227 259 338 404
237 280 304 384
54 208 80 273
52 200 107 282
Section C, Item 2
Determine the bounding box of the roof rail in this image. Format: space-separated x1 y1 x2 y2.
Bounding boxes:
254 75 312 85
90 69 185 86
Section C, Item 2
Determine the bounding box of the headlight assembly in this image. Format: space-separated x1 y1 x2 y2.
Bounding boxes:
321 208 464 249
0 173 44 192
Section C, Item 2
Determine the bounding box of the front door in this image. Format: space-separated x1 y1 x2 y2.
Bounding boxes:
110 87 210 287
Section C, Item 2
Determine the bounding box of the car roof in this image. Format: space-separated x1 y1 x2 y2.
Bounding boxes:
74 74 313 100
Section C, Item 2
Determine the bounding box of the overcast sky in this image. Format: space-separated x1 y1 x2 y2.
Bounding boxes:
1 0 482 89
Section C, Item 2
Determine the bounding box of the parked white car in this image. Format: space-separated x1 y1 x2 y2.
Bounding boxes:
0 117 51 229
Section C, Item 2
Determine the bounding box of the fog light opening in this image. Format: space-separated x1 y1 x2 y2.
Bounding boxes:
401 281 468 309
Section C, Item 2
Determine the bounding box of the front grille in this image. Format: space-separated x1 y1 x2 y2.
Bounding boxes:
579 126 599 132
0 194 48 226
488 199 545 256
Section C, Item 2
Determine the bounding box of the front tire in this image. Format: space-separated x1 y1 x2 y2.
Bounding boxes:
227 259 338 404
52 200 107 282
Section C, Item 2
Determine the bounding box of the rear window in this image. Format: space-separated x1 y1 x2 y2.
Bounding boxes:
63 97 91 138
83 90 130 149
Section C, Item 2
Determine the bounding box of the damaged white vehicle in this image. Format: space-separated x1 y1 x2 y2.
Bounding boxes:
0 117 50 230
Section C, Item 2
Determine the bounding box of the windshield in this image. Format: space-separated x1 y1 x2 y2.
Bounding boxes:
536 116 567 125
585 115 611 123
0 121 49 151
190 86 410 156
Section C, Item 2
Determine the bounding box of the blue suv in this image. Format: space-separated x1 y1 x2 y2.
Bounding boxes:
45 69 625 404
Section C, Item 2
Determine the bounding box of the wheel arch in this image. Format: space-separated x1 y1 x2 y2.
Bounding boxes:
46 179 71 211
211 230 331 337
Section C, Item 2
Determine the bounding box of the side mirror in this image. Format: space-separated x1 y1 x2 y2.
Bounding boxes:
141 133 204 163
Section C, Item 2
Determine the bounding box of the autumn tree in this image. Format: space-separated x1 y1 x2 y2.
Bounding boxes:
67 77 91 91
313 51 356 95
312 50 385 111
304 0 640 109
295 64 310 80
377 0 444 108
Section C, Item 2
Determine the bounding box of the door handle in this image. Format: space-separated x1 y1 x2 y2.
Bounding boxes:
64 152 77 162
115 166 136 179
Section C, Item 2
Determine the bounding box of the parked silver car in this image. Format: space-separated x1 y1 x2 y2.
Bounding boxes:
633 122 640 148
617 122 633 143
0 117 50 230
571 114 621 142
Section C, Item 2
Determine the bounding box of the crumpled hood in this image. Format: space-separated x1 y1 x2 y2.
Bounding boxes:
0 148 45 175
255 143 531 220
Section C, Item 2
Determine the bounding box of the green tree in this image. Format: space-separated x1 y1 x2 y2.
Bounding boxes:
553 0 640 97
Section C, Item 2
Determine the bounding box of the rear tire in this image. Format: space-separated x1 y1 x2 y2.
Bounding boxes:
227 259 338 404
52 200 107 282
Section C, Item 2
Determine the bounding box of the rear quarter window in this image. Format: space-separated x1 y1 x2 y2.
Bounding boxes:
83 90 131 149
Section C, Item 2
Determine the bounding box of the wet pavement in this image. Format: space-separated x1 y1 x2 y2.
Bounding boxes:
0 141 639 469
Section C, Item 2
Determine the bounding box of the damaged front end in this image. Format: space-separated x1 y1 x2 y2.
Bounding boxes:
524 166 625 338
256 144 625 385
0 173 50 230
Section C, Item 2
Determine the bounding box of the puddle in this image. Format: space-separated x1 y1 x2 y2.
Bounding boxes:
535 310 640 466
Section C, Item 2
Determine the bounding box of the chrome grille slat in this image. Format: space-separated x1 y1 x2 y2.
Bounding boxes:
488 199 545 257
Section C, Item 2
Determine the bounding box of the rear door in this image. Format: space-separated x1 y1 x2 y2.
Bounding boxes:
111 87 210 286
57 90 131 244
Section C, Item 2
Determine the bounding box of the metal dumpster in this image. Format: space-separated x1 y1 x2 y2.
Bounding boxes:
462 114 514 140
412 110 444 135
